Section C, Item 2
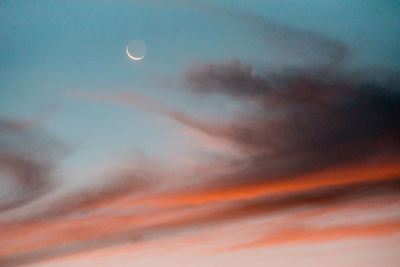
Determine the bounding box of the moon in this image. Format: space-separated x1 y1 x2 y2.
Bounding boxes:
126 39 147 61
126 47 143 61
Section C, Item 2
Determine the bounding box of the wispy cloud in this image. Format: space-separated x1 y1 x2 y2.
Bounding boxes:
0 118 66 213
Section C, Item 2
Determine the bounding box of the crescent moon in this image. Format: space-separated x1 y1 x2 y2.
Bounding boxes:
126 46 144 61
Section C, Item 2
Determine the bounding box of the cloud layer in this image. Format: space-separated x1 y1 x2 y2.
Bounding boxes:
1 2 400 266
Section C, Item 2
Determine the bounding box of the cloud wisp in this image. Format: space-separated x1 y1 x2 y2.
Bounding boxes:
0 118 66 213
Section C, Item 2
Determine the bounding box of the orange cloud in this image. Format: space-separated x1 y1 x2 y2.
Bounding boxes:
229 219 400 250
159 162 400 205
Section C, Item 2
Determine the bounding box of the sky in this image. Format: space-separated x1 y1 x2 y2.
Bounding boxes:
1 0 400 266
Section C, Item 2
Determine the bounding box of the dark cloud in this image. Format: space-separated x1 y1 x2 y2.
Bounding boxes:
179 58 400 188
176 3 399 188
0 118 66 213
176 3 399 187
